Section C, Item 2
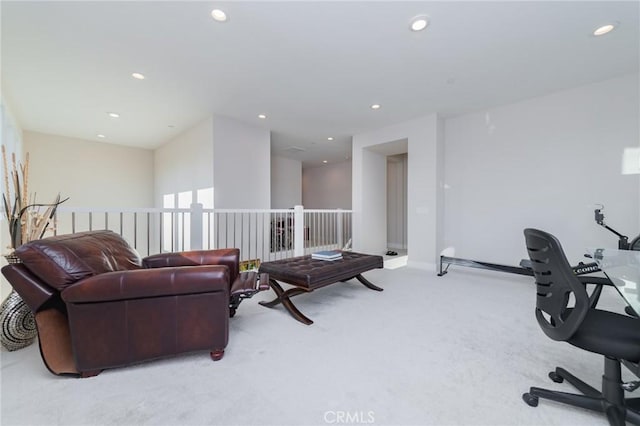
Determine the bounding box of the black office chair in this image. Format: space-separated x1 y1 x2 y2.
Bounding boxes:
522 228 640 426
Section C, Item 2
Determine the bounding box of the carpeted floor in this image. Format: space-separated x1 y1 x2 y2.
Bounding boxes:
1 266 636 425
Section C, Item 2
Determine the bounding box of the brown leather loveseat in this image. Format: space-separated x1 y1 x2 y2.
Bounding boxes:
1 230 267 377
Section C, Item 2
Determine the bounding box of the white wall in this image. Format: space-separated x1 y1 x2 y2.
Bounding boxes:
358 147 387 254
212 116 270 209
271 155 301 208
25 131 154 208
444 73 640 264
154 115 270 210
352 115 444 267
387 154 407 250
1 98 24 298
302 160 352 209
1 98 23 161
154 117 213 206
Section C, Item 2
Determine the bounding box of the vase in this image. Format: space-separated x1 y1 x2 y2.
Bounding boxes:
0 254 37 351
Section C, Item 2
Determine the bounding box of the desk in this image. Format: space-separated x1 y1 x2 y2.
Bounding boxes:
590 248 640 379
590 248 640 316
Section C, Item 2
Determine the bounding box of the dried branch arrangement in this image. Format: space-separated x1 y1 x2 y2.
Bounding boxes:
1 145 68 250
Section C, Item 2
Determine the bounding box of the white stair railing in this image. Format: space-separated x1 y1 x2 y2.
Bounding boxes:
54 206 352 264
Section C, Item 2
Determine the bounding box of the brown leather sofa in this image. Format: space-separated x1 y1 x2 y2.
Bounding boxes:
1 230 267 377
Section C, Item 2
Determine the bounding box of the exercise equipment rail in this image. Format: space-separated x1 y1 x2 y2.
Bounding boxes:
437 256 599 277
438 205 638 277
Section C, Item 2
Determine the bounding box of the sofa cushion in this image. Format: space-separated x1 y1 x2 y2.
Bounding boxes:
15 230 142 290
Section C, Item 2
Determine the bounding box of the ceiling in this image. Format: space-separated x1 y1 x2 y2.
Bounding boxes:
2 1 638 168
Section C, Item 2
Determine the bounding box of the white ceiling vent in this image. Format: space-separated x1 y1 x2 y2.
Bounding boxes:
283 146 306 153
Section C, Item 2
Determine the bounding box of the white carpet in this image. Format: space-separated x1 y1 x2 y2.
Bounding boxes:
1 266 637 426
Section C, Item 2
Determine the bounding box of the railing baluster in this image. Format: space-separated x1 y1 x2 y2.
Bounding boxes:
207 212 211 250
181 212 185 251
313 211 317 249
170 212 174 252
279 211 282 260
133 212 138 249
215 212 219 249
146 212 150 256
241 212 244 260
159 211 163 253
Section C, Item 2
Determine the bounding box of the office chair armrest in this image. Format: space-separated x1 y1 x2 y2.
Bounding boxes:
577 276 615 308
623 360 640 378
577 276 637 315
577 276 615 286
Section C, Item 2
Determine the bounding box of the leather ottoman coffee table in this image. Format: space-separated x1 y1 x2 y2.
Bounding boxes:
258 251 384 325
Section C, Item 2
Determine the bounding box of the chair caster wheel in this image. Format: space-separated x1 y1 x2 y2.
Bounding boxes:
522 393 539 407
549 371 564 383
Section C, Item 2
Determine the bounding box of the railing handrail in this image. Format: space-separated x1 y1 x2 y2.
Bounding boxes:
302 208 351 213
58 207 191 214
58 206 354 214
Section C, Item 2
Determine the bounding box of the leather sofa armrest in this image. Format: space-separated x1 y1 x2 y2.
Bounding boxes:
142 249 239 268
1 264 57 312
142 248 240 284
61 265 229 304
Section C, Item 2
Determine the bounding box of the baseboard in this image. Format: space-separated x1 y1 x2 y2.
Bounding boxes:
406 260 436 271
384 255 408 269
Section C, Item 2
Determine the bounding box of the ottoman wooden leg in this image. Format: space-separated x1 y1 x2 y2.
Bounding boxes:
259 279 314 325
355 274 384 291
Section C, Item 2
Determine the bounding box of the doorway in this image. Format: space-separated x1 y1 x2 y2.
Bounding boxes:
366 138 408 267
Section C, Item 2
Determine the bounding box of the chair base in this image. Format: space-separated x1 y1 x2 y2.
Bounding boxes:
523 358 640 426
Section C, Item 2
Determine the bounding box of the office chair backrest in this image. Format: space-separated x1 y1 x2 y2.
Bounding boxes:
523 228 590 341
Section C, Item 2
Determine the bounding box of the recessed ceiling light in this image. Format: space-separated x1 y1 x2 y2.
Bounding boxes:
327 137 334 141
371 104 381 110
131 72 145 80
323 160 328 164
211 9 228 22
97 134 105 138
258 114 267 119
593 23 616 36
410 15 429 32
107 112 120 118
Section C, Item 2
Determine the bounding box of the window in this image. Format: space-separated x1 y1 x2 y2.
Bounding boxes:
162 187 214 251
